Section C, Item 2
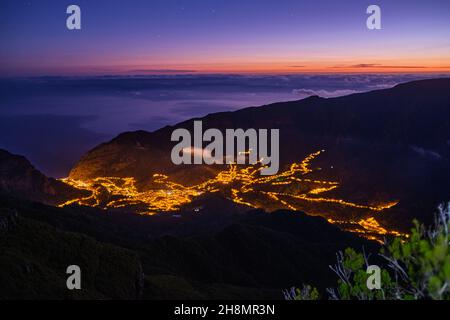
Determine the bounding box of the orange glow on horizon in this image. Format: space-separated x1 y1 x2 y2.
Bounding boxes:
9 57 450 76
112 55 450 75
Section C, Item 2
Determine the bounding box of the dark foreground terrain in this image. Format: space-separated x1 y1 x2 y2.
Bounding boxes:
0 194 376 299
1 78 449 299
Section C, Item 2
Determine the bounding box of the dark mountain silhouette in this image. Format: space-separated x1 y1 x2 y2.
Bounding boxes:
0 207 144 299
0 193 375 299
70 79 450 178
0 149 88 205
69 78 450 230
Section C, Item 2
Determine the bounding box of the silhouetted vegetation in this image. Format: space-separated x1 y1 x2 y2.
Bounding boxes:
286 204 450 300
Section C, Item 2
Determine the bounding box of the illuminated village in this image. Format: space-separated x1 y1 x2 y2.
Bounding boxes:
59 150 407 243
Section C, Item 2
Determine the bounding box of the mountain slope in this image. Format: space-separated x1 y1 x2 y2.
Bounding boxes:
68 78 450 229
0 194 375 298
0 207 144 299
0 149 88 205
69 78 450 181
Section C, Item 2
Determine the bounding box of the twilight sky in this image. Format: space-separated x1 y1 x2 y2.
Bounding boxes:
1 0 450 75
0 1 450 177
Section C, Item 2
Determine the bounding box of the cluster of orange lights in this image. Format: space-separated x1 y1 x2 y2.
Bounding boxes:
60 150 407 242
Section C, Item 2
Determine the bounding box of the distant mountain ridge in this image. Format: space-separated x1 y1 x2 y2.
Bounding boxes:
70 78 450 179
68 78 450 229
0 194 376 299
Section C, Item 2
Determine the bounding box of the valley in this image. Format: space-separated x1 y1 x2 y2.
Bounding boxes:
59 150 405 242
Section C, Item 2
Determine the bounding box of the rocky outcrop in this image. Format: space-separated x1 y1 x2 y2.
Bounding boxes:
0 149 88 205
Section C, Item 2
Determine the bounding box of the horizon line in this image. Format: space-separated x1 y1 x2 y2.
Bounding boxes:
2 70 450 79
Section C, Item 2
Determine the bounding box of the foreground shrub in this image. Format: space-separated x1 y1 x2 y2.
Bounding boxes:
284 203 450 300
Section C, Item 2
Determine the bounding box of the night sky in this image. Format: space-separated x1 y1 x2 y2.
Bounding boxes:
1 0 450 75
0 1 450 177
